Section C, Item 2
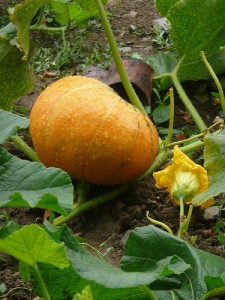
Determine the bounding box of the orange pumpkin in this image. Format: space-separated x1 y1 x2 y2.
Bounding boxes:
30 76 159 185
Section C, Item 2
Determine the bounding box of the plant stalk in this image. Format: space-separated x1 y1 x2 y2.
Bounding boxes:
166 132 206 148
11 135 40 162
32 263 51 300
164 87 175 145
77 180 90 204
146 211 173 235
177 197 185 239
201 51 225 116
33 5 45 27
139 146 172 179
199 286 225 300
94 0 146 114
178 199 193 239
30 25 67 33
140 285 158 300
53 183 130 226
171 73 207 132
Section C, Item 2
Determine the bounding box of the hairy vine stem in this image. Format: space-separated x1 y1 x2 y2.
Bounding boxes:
94 0 146 114
171 72 207 132
201 51 225 116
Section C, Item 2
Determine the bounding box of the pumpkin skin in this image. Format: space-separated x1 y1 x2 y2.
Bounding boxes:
30 76 159 185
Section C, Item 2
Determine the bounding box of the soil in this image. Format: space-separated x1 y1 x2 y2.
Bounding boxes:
1 0 225 299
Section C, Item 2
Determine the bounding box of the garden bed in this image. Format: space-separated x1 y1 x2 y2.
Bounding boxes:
1 0 225 299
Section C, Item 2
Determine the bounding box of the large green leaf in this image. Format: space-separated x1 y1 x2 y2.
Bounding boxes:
155 0 179 16
0 39 34 111
121 225 225 299
0 147 73 215
31 225 149 300
51 0 108 27
68 249 189 289
147 52 176 90
0 224 70 268
0 109 29 144
192 131 225 206
33 263 149 300
152 0 225 89
170 0 225 80
9 0 48 58
39 224 225 299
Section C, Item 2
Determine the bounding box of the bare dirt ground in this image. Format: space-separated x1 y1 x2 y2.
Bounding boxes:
1 0 225 299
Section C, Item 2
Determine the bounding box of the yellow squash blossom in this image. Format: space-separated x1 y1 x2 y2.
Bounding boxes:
153 146 213 208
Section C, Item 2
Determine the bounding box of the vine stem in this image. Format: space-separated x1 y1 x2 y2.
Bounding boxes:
33 5 45 27
177 197 185 239
94 0 146 114
53 183 130 226
171 72 207 132
32 263 51 300
11 135 40 162
146 211 173 235
139 285 158 300
201 51 225 115
30 24 67 33
164 87 175 145
177 201 193 239
199 287 225 300
139 145 172 179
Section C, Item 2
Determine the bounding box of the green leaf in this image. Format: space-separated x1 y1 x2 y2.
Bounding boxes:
153 0 225 86
0 220 21 239
45 225 149 297
0 109 29 143
121 225 225 299
9 0 48 58
19 261 31 281
51 0 108 27
0 40 34 111
73 285 93 300
68 249 189 289
204 275 225 291
155 0 179 16
33 263 148 300
217 233 225 246
0 224 70 268
31 227 148 300
171 0 225 80
0 147 73 215
147 52 175 90
0 281 7 294
153 104 170 125
192 132 225 206
0 22 17 46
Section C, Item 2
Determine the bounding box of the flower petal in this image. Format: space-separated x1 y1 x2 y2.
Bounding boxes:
153 146 211 206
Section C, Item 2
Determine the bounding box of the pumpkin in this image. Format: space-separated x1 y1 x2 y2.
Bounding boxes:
30 76 159 185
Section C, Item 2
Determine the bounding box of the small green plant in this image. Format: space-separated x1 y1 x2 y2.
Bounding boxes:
151 23 173 50
0 0 18 27
151 88 170 125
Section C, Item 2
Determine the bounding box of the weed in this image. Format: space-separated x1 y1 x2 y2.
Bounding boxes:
32 34 112 75
151 23 173 51
0 0 18 27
